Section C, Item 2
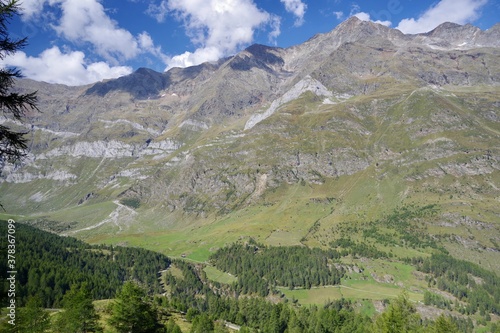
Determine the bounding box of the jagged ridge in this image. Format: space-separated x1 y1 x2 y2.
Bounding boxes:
0 19 499 273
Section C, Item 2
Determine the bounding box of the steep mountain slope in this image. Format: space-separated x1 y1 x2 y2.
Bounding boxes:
1 17 499 281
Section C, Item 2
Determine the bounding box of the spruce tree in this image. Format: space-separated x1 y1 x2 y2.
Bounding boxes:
17 295 50 333
108 281 163 333
373 292 421 333
165 319 182 333
52 284 102 333
0 0 38 163
429 315 459 333
0 296 49 333
190 314 214 333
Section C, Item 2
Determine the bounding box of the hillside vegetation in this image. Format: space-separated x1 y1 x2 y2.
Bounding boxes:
0 220 170 307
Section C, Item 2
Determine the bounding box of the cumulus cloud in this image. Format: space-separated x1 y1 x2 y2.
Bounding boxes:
15 0 167 84
1 46 132 86
349 5 391 26
168 47 222 69
396 0 488 34
280 0 307 27
53 0 141 62
138 32 169 63
21 0 140 62
353 12 391 27
165 0 277 68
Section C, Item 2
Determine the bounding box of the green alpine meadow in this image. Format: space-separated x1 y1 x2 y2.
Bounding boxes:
1 4 499 331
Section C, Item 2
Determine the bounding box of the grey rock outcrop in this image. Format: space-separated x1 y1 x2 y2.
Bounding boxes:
1 17 499 230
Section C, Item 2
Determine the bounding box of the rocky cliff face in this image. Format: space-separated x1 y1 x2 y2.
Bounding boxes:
1 18 499 248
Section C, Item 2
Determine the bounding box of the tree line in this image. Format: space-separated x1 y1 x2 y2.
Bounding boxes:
0 220 171 307
411 253 500 317
209 240 343 295
0 280 174 333
162 258 478 333
0 222 497 332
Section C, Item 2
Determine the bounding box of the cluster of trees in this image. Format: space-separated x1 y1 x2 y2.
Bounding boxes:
209 241 343 295
0 225 496 332
330 237 389 259
0 220 171 307
335 205 441 256
163 262 477 333
165 260 213 313
423 291 452 310
0 281 173 333
164 260 371 332
367 204 440 250
0 258 492 333
412 253 500 316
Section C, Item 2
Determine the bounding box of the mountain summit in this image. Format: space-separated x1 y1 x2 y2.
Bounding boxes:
61 19 487 129
1 19 499 275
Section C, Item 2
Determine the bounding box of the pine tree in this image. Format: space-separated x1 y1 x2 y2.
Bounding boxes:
373 292 422 333
0 0 38 163
0 292 49 332
52 284 102 333
165 319 182 333
190 314 214 333
429 315 459 333
17 295 50 333
108 281 163 333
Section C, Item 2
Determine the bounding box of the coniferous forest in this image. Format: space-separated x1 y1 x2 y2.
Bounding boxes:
209 241 343 294
0 220 170 308
2 220 500 332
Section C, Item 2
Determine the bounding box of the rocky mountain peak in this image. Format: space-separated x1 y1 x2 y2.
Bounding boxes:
1 15 499 281
332 16 403 41
85 67 168 99
332 17 497 51
486 22 500 33
335 15 362 29
244 44 283 63
479 22 500 46
427 21 464 33
229 44 284 72
425 21 480 42
418 21 500 49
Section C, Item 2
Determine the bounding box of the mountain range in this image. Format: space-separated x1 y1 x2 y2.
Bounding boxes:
1 15 499 283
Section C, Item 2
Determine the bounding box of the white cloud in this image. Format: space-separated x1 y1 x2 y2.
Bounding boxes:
280 0 307 27
268 15 282 45
165 0 277 69
1 46 132 86
396 0 488 34
168 47 222 68
19 0 167 64
18 0 48 19
138 32 169 63
353 12 392 27
147 0 169 23
53 0 141 62
349 4 361 16
333 11 344 20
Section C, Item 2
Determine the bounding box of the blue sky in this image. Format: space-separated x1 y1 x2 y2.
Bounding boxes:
2 0 499 86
